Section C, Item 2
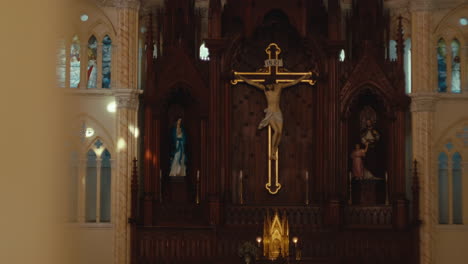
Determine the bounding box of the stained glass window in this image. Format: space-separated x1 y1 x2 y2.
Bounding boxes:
438 152 449 224
404 38 411 94
452 152 463 224
437 38 447 92
102 35 112 88
70 35 81 88
100 149 112 222
87 36 98 88
57 39 66 88
451 39 461 93
85 149 97 222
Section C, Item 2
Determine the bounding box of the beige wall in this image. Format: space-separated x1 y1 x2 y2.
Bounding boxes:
69 225 114 264
430 3 468 263
432 98 468 264
64 2 121 264
434 227 468 264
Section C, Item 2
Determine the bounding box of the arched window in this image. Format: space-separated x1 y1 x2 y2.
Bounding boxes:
102 35 112 88
388 40 397 61
438 152 449 224
199 42 210 61
452 152 463 224
85 149 97 222
437 38 447 93
100 149 112 222
451 39 461 93
87 35 98 88
70 35 81 88
404 38 411 94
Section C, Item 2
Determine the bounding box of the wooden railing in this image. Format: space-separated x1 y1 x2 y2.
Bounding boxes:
344 206 392 228
224 205 322 227
134 226 417 264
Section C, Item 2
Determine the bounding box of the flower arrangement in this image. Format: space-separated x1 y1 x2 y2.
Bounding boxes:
238 241 258 259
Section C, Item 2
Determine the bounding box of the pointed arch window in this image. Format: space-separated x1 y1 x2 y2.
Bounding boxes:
81 142 113 223
85 149 98 222
438 152 449 224
452 152 463 224
100 149 112 222
451 39 461 93
102 35 112 88
70 35 81 88
87 35 98 88
437 39 447 92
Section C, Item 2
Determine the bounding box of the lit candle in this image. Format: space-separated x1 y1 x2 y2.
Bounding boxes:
292 237 298 247
240 170 243 179
306 171 309 180
197 170 200 181
256 237 262 247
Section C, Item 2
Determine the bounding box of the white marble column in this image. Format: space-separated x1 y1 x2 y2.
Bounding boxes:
411 1 436 263
101 1 141 264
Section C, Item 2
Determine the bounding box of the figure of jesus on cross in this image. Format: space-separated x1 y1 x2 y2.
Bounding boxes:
235 72 311 160
232 43 317 194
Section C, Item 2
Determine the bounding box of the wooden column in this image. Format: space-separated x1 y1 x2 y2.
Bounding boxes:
205 0 224 226
325 0 343 228
205 39 225 225
393 16 410 230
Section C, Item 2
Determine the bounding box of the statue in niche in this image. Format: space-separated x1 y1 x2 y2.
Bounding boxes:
360 106 380 148
169 117 187 176
351 142 376 180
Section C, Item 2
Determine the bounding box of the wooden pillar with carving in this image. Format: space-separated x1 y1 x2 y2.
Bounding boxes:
205 0 224 226
393 16 410 230
325 0 344 228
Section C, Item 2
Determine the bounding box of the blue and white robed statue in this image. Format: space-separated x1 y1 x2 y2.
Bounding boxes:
169 118 187 176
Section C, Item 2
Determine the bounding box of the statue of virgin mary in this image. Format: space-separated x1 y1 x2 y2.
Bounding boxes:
169 118 187 176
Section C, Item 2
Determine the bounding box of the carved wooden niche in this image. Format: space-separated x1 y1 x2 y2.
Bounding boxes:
346 87 390 205
160 84 199 203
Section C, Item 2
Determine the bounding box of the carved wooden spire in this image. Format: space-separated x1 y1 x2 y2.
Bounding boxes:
396 15 405 68
130 157 139 223
412 159 421 225
145 13 154 60
208 0 222 38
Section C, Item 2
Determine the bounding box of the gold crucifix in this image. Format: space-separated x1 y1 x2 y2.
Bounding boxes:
231 43 318 195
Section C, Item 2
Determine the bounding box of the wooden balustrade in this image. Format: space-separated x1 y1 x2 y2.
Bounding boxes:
344 206 393 228
224 205 322 227
134 226 417 264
